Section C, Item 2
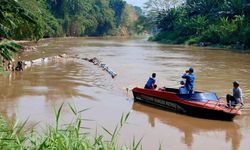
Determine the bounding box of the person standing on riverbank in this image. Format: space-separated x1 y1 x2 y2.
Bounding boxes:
144 73 157 89
182 68 196 94
226 81 244 107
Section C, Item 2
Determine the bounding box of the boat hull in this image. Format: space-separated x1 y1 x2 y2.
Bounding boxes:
133 88 239 121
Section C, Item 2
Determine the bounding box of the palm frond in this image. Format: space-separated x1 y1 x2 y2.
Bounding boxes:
0 39 22 61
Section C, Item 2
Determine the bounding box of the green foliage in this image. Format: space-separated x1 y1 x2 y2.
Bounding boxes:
186 37 202 45
0 0 39 40
0 104 142 150
0 0 62 40
47 0 139 36
93 0 116 36
221 0 245 18
149 0 250 49
157 8 185 32
132 16 149 34
0 39 22 75
150 31 186 44
0 116 27 149
241 24 250 46
0 39 23 61
175 15 209 36
201 17 238 44
185 0 225 20
0 0 140 40
110 0 127 26
133 6 144 17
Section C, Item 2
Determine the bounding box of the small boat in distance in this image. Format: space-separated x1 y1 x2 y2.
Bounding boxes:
132 87 242 121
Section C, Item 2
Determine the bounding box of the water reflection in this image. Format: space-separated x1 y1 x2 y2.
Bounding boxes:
132 103 242 150
0 37 249 150
0 60 105 102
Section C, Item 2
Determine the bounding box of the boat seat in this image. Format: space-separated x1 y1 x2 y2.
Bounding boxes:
163 87 179 93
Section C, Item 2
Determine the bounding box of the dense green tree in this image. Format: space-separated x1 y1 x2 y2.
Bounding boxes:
0 40 23 61
149 0 250 49
1 0 140 39
157 8 185 32
0 0 37 63
109 0 126 26
0 0 39 39
46 0 139 36
93 0 116 36
185 0 224 20
132 16 150 34
0 0 141 64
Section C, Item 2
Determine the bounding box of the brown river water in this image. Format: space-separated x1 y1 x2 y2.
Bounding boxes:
0 37 250 150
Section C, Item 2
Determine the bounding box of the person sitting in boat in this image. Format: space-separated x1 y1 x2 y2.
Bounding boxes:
182 67 195 94
179 80 188 94
226 81 244 107
144 73 157 89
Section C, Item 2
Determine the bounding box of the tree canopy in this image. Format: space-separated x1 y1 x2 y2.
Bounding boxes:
148 0 250 49
0 0 140 40
0 0 142 62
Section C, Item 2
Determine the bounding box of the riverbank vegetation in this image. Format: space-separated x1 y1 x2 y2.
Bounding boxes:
1 0 36 70
0 40 24 73
148 0 250 49
0 104 143 149
0 0 144 70
1 0 141 40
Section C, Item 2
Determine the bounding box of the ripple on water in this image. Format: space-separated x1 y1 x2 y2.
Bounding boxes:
24 86 49 93
1 37 250 150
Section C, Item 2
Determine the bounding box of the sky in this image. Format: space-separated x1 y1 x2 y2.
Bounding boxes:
125 0 146 7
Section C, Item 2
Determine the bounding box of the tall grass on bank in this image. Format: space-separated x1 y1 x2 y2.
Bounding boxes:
0 117 27 149
0 103 143 150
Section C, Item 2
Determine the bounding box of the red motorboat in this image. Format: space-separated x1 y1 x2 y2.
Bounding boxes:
132 87 242 121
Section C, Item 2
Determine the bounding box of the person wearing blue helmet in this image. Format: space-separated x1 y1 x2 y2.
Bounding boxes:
182 67 196 94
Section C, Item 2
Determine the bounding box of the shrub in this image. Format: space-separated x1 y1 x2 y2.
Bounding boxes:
239 24 250 48
186 37 202 45
201 17 238 45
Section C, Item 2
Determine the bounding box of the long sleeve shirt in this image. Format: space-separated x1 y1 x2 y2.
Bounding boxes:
145 77 156 89
233 87 243 103
182 73 195 91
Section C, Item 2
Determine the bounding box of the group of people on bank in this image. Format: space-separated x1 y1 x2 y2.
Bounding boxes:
144 67 244 108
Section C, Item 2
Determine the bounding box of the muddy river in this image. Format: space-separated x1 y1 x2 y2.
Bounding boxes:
0 37 249 150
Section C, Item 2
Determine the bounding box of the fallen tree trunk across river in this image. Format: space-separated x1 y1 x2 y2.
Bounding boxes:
18 54 118 78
